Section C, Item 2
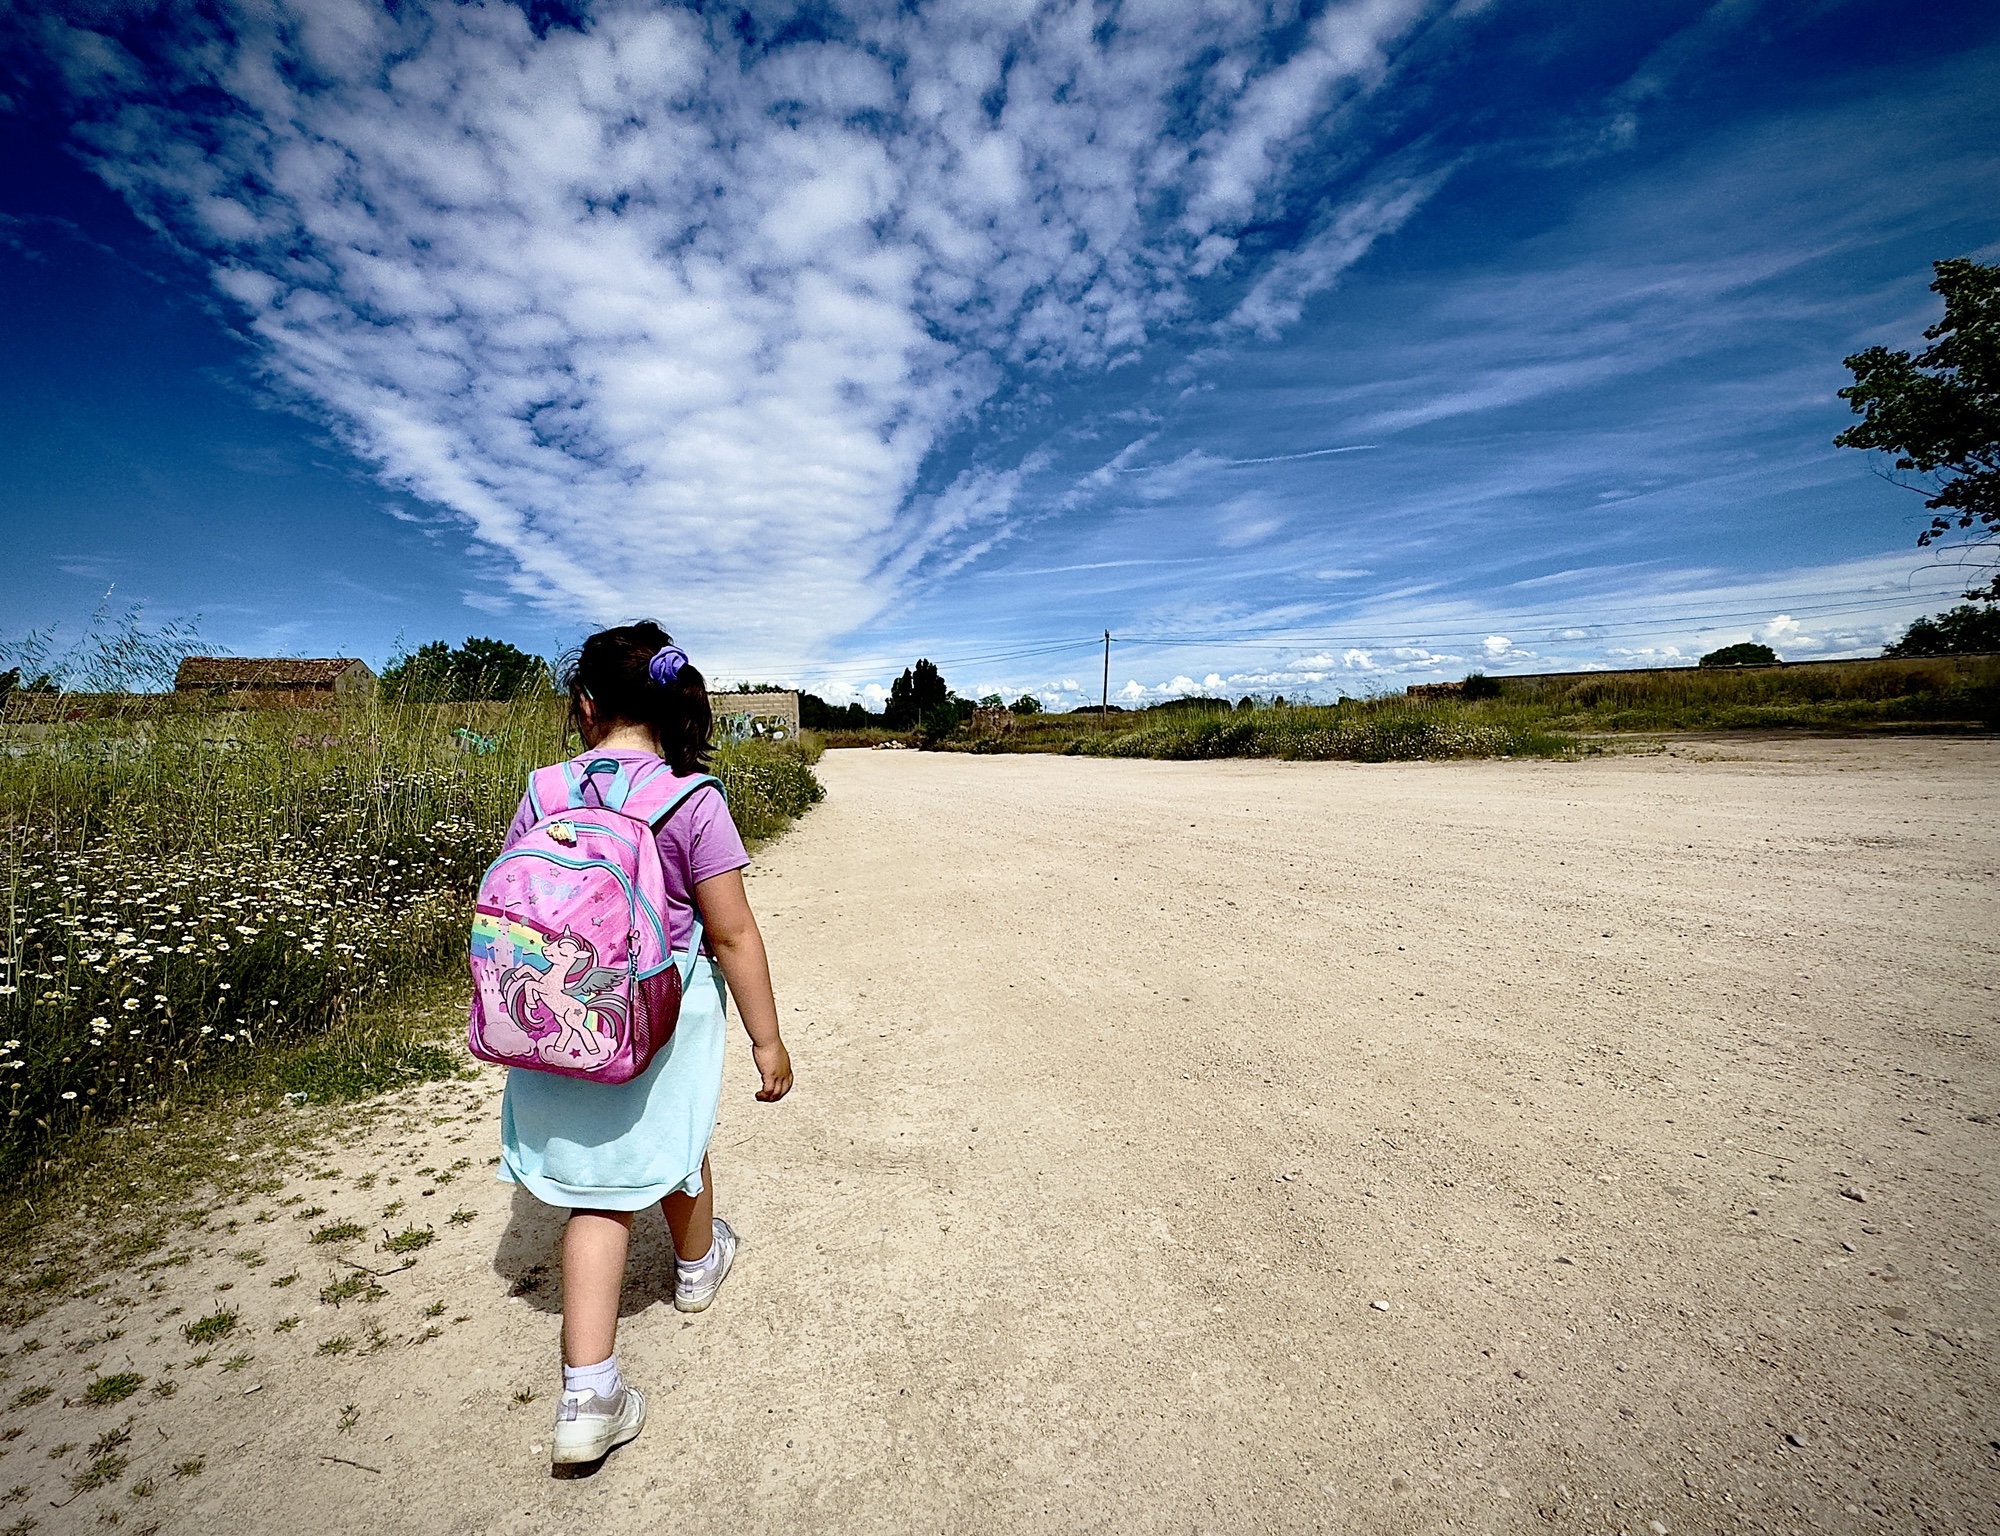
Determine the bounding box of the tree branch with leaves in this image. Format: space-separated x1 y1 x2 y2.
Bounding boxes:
1837 258 2000 601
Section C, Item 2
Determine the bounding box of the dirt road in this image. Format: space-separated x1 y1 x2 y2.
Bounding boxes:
11 739 1998 1533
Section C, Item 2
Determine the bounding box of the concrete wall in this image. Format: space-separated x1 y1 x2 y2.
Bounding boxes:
710 690 801 740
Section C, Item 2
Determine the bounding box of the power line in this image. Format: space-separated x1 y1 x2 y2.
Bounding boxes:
777 585 1960 685
1123 590 1963 649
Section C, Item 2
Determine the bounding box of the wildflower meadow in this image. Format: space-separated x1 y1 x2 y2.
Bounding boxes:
1 690 822 1175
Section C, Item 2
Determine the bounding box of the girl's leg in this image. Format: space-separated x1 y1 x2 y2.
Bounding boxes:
560 1210 633 1367
661 1153 715 1262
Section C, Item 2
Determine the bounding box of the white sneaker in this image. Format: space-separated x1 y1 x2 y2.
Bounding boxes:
550 1384 645 1465
674 1218 738 1313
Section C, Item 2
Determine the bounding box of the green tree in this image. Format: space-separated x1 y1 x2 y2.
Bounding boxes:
382 637 547 701
0 666 55 702
454 636 547 699
1837 258 2000 600
1699 642 1779 668
884 659 947 728
1883 603 2000 657
800 692 881 729
1010 694 1042 715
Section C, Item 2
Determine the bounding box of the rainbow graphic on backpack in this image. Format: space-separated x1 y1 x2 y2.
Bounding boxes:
467 756 722 1083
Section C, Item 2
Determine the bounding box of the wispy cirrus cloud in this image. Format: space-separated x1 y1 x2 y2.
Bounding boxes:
34 0 1460 662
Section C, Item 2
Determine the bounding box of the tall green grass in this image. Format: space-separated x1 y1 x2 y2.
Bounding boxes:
926 654 1999 762
0 693 821 1171
1068 698 1572 761
938 696 1571 761
1508 654 2000 731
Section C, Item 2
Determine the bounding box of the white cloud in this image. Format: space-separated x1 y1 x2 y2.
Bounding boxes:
44 0 1450 666
1606 644 1686 663
1230 166 1453 336
1479 633 1535 663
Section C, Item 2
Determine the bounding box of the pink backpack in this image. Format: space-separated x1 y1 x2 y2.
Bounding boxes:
467 755 722 1083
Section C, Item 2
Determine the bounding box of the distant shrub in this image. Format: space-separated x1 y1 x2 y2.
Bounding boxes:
1461 672 1502 700
1699 642 1779 667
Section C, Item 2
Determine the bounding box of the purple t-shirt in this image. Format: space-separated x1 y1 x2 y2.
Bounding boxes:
500 750 748 953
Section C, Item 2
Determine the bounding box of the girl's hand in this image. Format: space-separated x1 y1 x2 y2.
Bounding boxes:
695 869 791 1102
752 1038 793 1102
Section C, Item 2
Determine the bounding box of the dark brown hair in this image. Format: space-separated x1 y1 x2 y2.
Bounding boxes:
559 621 713 775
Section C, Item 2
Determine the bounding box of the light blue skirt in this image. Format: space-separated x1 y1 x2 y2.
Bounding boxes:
497 956 726 1211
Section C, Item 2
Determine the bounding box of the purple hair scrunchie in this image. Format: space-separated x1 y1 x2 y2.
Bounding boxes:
648 645 689 687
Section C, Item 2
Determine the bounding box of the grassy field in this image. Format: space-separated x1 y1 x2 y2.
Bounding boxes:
1499 652 2000 731
0 693 823 1181
943 698 1569 760
926 653 2000 761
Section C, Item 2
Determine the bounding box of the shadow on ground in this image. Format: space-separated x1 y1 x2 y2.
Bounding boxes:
492 1183 683 1319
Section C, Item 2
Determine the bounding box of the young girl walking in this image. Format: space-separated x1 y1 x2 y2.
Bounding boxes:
486 622 792 1467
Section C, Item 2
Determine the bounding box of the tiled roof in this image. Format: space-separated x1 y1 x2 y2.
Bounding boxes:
174 657 371 690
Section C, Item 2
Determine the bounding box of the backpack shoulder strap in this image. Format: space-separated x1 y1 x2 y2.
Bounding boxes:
525 764 570 820
623 765 726 969
621 765 726 829
530 756 676 815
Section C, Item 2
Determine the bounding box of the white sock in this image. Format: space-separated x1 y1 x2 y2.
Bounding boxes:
677 1236 718 1276
563 1355 621 1400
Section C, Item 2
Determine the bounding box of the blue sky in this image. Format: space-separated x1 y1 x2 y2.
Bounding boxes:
2 1 1995 708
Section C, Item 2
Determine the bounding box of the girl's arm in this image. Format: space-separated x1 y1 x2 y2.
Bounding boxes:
693 868 792 1102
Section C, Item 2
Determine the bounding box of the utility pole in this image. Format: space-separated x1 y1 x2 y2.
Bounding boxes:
1101 630 1110 714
